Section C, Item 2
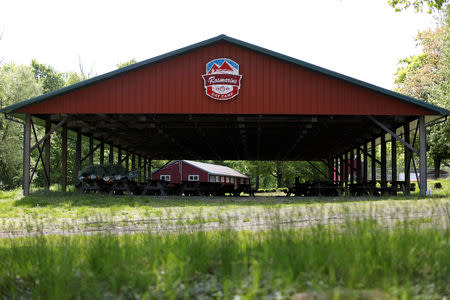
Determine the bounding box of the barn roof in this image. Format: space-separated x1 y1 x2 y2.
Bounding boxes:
0 34 449 115
182 160 249 178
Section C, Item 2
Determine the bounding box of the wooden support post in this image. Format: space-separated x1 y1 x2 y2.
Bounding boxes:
100 142 105 164
363 143 368 181
138 155 142 181
371 139 376 182
23 114 31 196
131 154 136 170
117 147 122 166
349 149 354 184
125 152 129 171
328 159 333 182
44 119 51 190
61 125 67 192
391 134 397 182
75 131 82 186
144 157 148 181
148 159 152 180
345 152 349 187
89 135 94 165
109 144 114 164
339 156 344 185
419 116 427 195
380 135 387 193
404 123 411 195
356 147 361 182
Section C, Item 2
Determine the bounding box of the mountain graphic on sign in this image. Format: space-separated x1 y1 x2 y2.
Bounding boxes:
208 61 236 74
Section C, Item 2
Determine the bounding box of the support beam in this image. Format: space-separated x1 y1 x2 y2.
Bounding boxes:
138 155 142 181
23 114 31 196
345 152 349 187
109 144 114 164
100 142 105 165
404 123 411 195
117 147 122 166
419 116 427 195
371 139 376 182
340 155 345 185
380 135 387 193
30 116 67 152
61 125 67 192
363 143 368 181
148 159 152 180
44 119 51 190
391 134 397 182
89 135 94 165
125 152 129 170
306 161 328 180
368 116 418 155
356 148 361 182
143 157 147 181
349 149 355 184
131 154 136 171
75 131 82 186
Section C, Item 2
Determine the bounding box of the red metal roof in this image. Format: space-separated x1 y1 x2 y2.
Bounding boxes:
12 37 441 116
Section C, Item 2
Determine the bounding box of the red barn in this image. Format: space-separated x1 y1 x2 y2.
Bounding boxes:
151 160 249 188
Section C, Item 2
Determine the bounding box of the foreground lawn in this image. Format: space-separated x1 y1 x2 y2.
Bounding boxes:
0 218 448 299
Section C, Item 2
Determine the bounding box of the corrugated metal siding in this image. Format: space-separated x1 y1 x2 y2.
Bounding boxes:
19 42 433 115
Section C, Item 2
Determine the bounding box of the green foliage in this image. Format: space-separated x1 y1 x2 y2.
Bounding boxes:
0 63 41 189
388 0 448 13
116 59 137 69
394 9 450 164
31 60 65 94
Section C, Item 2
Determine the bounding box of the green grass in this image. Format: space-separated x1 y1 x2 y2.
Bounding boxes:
0 217 448 299
0 178 448 299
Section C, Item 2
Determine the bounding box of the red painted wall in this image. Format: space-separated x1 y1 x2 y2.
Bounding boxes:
151 161 209 184
18 42 433 115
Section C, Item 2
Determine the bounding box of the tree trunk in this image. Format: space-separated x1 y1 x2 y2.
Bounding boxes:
434 155 441 179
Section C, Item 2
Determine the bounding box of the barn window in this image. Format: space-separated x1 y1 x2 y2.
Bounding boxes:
188 175 199 181
216 176 220 182
240 178 244 184
226 177 230 183
231 177 235 183
209 175 215 182
221 176 225 183
160 175 171 181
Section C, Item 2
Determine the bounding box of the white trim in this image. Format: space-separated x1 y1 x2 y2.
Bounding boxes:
160 175 171 181
188 174 200 181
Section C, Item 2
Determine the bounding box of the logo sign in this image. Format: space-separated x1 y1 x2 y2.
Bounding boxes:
202 58 242 100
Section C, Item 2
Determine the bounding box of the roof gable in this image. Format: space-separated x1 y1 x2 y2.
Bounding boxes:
1 34 448 116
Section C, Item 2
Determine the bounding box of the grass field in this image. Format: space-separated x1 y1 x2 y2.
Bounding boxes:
0 179 449 299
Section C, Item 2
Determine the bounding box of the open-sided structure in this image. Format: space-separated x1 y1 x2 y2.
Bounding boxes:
1 34 448 196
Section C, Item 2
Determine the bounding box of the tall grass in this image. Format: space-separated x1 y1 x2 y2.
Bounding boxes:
0 216 448 299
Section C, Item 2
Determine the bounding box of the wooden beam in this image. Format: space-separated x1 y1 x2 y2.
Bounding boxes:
363 143 368 181
117 147 122 165
75 131 82 186
371 139 376 182
391 134 397 182
306 161 328 180
138 155 142 181
367 116 419 155
404 123 411 195
356 147 361 182
99 142 105 164
380 134 387 192
44 119 51 190
350 149 355 184
89 135 94 165
30 116 67 152
23 114 31 196
109 144 114 164
419 116 427 195
61 125 67 192
125 152 129 170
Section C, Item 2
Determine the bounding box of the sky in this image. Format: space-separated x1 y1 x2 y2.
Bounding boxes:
0 0 438 89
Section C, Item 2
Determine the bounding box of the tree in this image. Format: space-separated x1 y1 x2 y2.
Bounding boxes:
117 59 137 69
31 60 65 94
0 64 41 189
388 0 448 12
394 8 450 177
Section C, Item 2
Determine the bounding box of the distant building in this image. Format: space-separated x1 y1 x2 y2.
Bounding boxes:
151 160 250 188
